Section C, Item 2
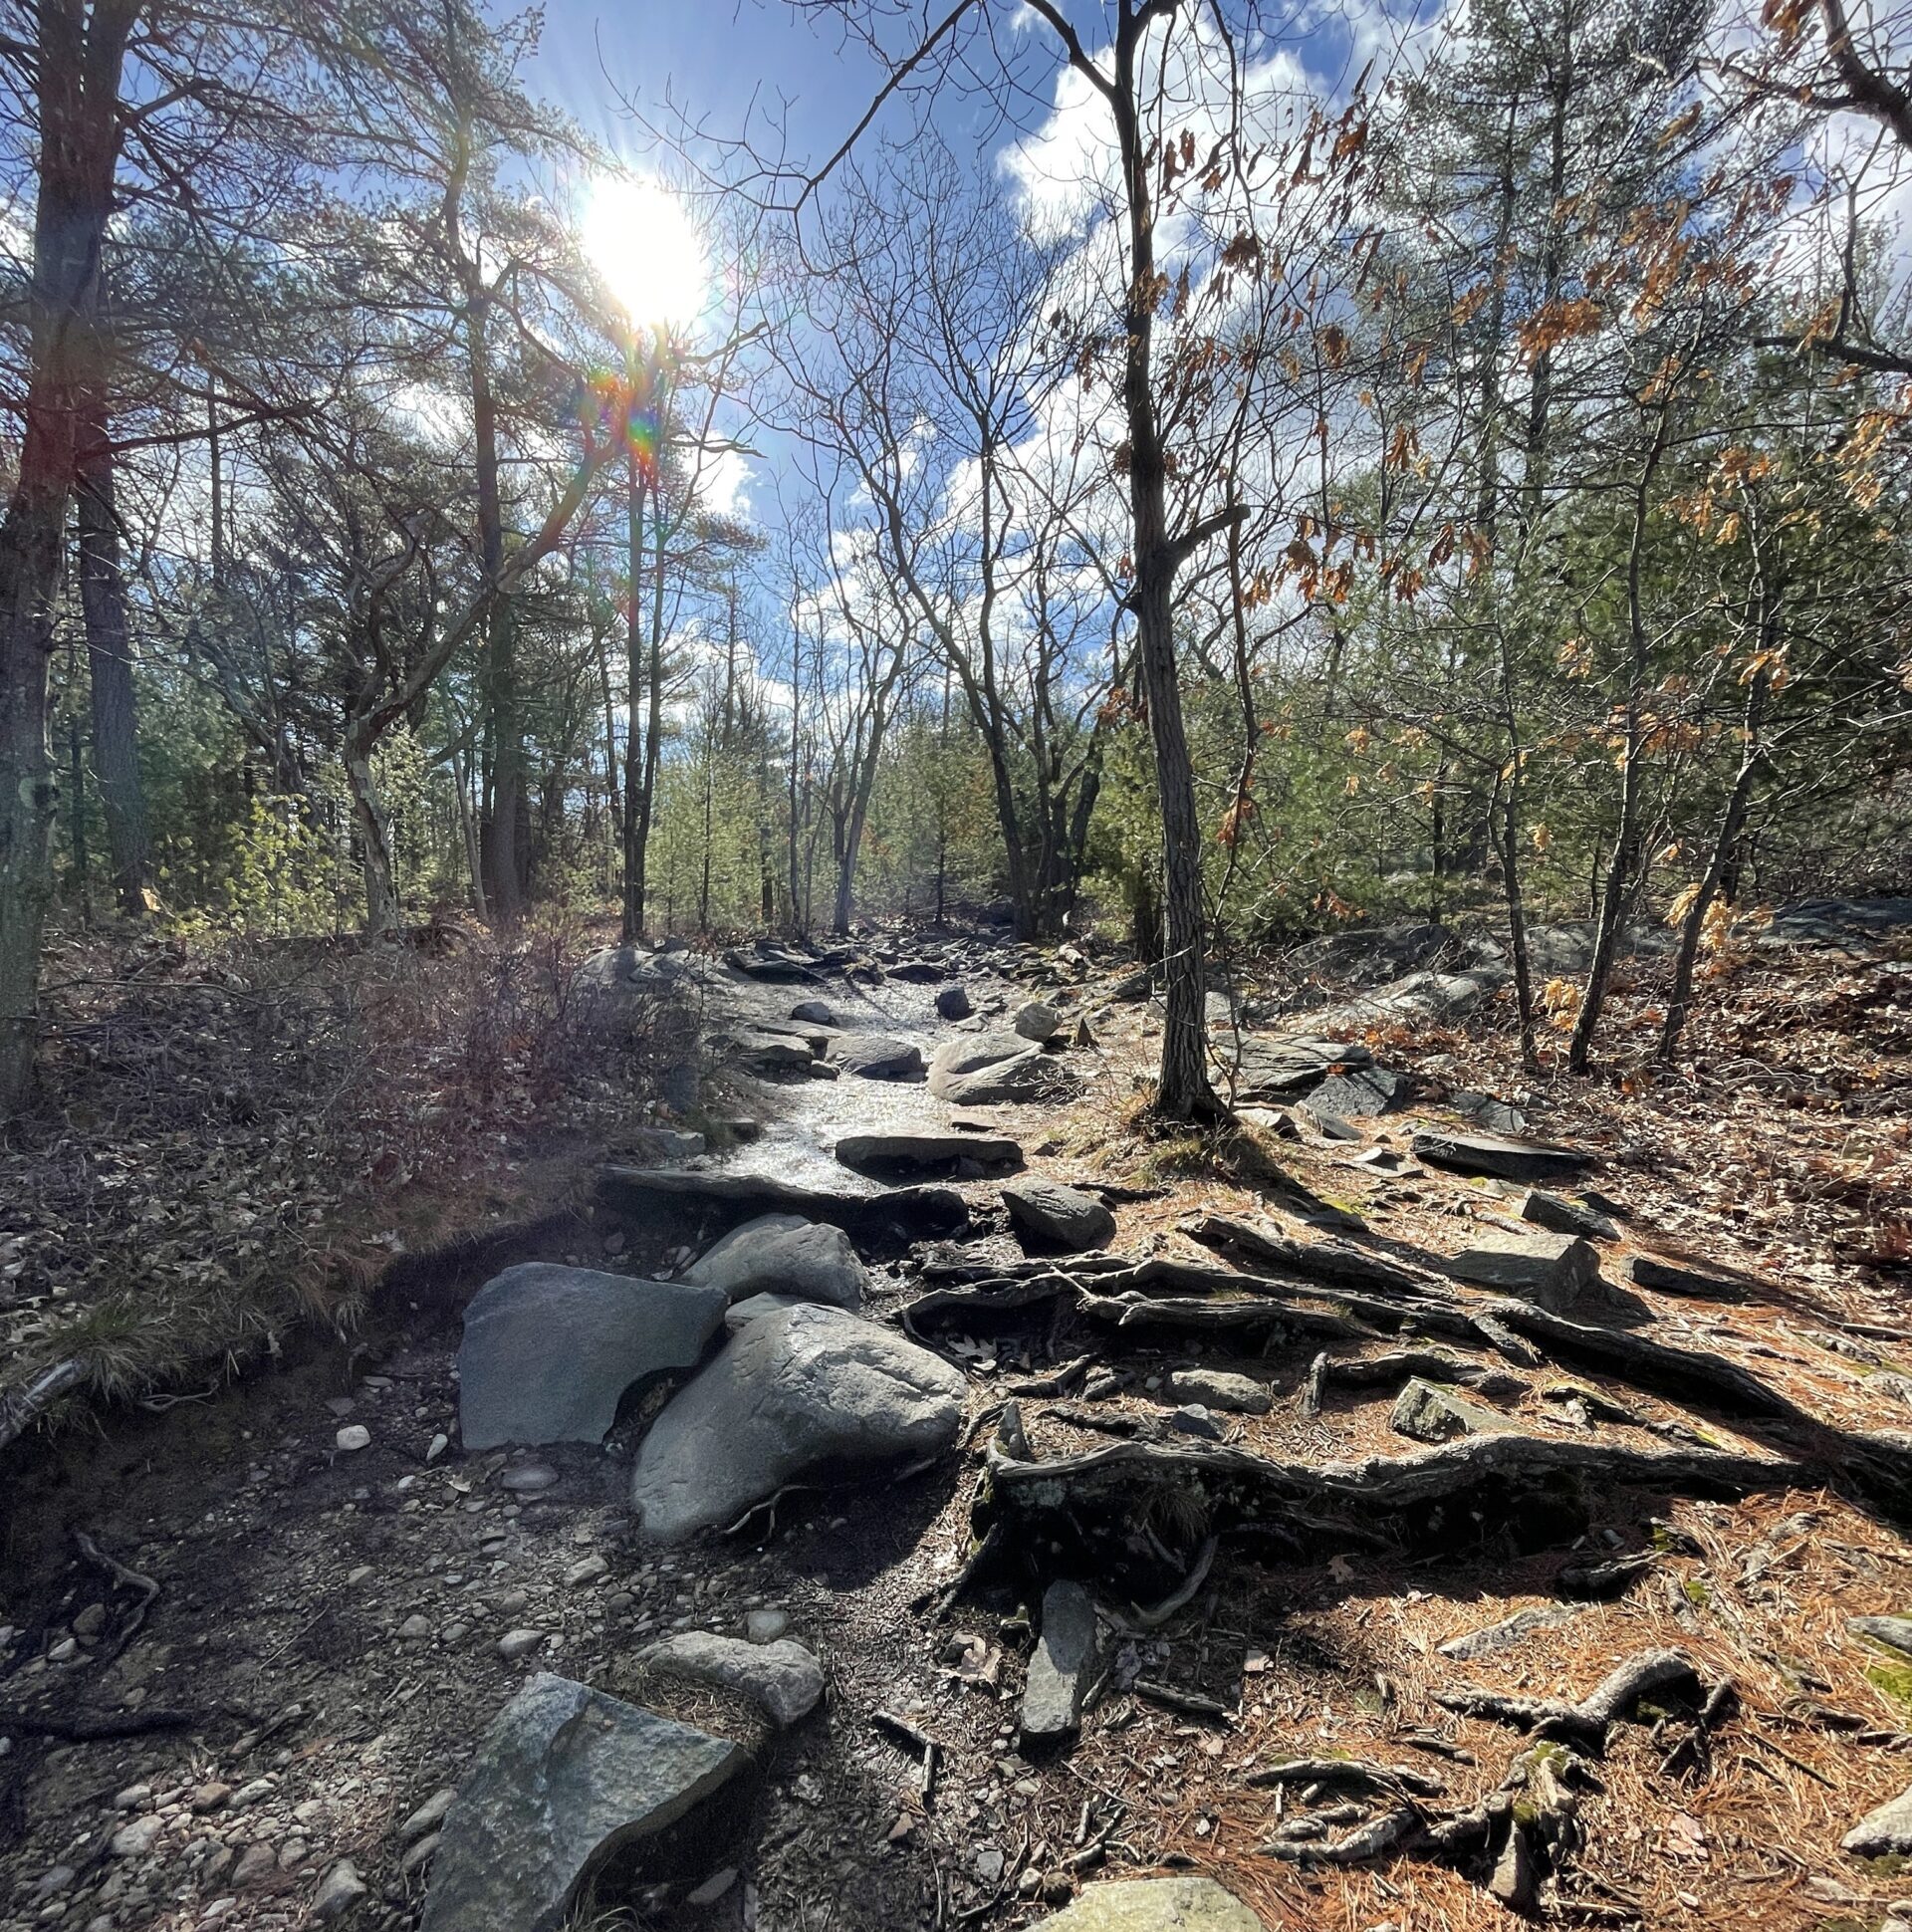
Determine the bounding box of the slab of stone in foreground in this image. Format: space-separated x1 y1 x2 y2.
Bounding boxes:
836 1130 1022 1177
1444 1229 1601 1315
683 1213 866 1311
629 1303 965 1541
457 1265 727 1451
638 1631 824 1727
1413 1129 1594 1183
1021 1580 1101 1747
1003 1178 1115 1252
1030 1877 1267 1929
419 1674 742 1932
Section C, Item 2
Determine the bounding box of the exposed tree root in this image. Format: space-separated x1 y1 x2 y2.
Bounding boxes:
1184 1210 1439 1297
1300 1347 1528 1416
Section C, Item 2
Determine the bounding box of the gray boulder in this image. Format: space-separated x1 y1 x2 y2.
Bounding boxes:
723 1292 813 1331
1443 1229 1602 1314
936 986 974 1020
1021 1580 1100 1747
629 1304 965 1542
1030 1878 1267 1930
1390 1377 1515 1443
789 999 836 1026
419 1675 742 1932
929 1031 1076 1105
1413 1129 1594 1183
1518 1189 1620 1241
1164 1367 1271 1415
837 1130 1022 1177
830 1034 926 1081
638 1631 824 1727
1308 1064 1409 1119
1843 1781 1912 1856
1225 1036 1372 1099
683 1214 866 1312
1012 999 1065 1042
458 1266 727 1452
734 1029 817 1074
1002 1178 1115 1251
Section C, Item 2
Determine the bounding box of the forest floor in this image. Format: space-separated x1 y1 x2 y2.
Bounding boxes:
1 905 1909 1932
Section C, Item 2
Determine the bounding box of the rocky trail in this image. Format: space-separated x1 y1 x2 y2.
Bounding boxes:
5 916 1912 1932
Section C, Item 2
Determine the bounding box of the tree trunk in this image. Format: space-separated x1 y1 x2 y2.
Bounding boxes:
344 732 400 934
76 426 149 916
0 0 138 1115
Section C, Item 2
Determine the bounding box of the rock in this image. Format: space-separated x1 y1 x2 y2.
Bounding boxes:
687 1867 739 1906
1029 1877 1267 1929
71 1602 108 1643
1412 1129 1595 1183
398 1790 457 1842
425 1432 448 1462
724 946 822 984
1002 1179 1115 1251
1170 1404 1225 1441
735 1029 818 1074
638 1631 825 1727
497 1629 544 1661
1012 1000 1065 1042
399 1613 433 1640
1111 968 1153 1001
1625 1254 1748 1301
564 1555 607 1587
1224 1036 1372 1099
724 1292 813 1330
790 1000 836 1025
312 1860 366 1921
1438 1604 1587 1660
887 959 946 984
1307 1065 1409 1119
629 1304 965 1542
1454 1090 1528 1135
233 1842 280 1888
1444 1229 1602 1313
745 1609 790 1643
1390 1377 1515 1443
1517 1189 1620 1241
936 986 974 1020
419 1674 744 1932
110 1815 161 1857
1021 1581 1100 1747
335 1424 370 1453
683 1214 867 1312
1164 1368 1270 1415
830 1034 926 1081
836 1130 1022 1177
1844 1782 1912 1857
457 1265 727 1451
500 1463 559 1494
928 1031 1076 1105
1851 1615 1912 1658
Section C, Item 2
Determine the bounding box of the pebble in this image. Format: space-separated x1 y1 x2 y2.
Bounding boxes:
498 1628 544 1661
745 1609 790 1644
399 1830 440 1877
47 1636 78 1662
72 1603 108 1643
1169 1404 1225 1441
114 1782 152 1809
110 1815 161 1857
311 1858 367 1920
32 1868 75 1899
397 1788 456 1841
232 1842 279 1888
500 1463 559 1494
564 1555 608 1587
335 1425 371 1453
426 1433 449 1462
398 1613 433 1640
230 1778 275 1808
190 1783 232 1813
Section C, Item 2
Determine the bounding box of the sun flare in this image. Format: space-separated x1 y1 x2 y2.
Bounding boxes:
582 175 707 331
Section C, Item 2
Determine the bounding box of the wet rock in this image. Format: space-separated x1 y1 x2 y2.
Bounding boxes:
629 1304 964 1542
1030 1877 1267 1929
311 1859 366 1920
830 1034 926 1081
936 986 974 1020
419 1674 743 1932
1002 1179 1115 1252
1021 1581 1100 1747
789 1000 836 1026
1443 1229 1602 1314
1518 1189 1620 1241
638 1631 825 1727
683 1214 866 1312
1390 1377 1515 1443
837 1130 1022 1178
457 1265 727 1451
1164 1368 1270 1415
1412 1129 1594 1184
1844 1782 1912 1857
1012 1000 1065 1042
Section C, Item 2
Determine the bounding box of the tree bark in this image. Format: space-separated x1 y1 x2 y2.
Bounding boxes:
75 424 150 916
343 732 400 934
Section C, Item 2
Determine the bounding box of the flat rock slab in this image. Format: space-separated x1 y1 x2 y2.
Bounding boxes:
684 1214 867 1312
1165 1368 1271 1415
629 1304 965 1542
1843 1781 1912 1856
1413 1129 1594 1183
928 1031 1077 1105
1030 1878 1268 1930
1444 1230 1602 1315
789 1000 836 1025
419 1674 743 1932
1625 1254 1748 1301
1518 1189 1620 1241
1308 1064 1410 1119
1021 1580 1100 1746
1224 1036 1371 1099
725 947 823 984
599 1166 968 1241
1003 1179 1116 1252
458 1266 727 1452
1390 1376 1516 1443
829 1035 926 1081
638 1632 824 1727
836 1131 1023 1178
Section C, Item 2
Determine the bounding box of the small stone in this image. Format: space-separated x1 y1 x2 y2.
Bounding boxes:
110 1815 161 1856
497 1628 544 1661
426 1433 449 1462
233 1842 279 1889
564 1555 608 1587
72 1602 109 1643
1027 1878 1266 1929
1011 1000 1063 1042
638 1631 825 1727
745 1609 790 1644
687 1868 739 1906
191 1783 232 1813
32 1867 75 1899
500 1463 559 1494
1021 1581 1100 1746
311 1858 367 1920
1845 1781 1912 1856
398 1788 457 1843
936 987 974 1021
113 1782 152 1809
1169 1404 1225 1442
1390 1378 1513 1444
1164 1369 1270 1415
48 1636 78 1661
230 1778 275 1808
398 1613 433 1640
336 1425 371 1453
399 1832 440 1877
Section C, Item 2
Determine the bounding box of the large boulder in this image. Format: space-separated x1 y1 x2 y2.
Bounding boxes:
683 1213 866 1313
1307 1064 1410 1119
1002 1178 1115 1252
637 1631 824 1728
928 1031 1075 1105
1029 1878 1267 1930
829 1035 926 1081
1443 1230 1602 1314
458 1266 727 1452
629 1304 966 1542
419 1674 743 1932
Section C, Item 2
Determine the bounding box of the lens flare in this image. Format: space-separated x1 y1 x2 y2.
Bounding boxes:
582 175 707 330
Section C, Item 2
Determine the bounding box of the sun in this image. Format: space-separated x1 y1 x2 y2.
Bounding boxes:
582 175 708 332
